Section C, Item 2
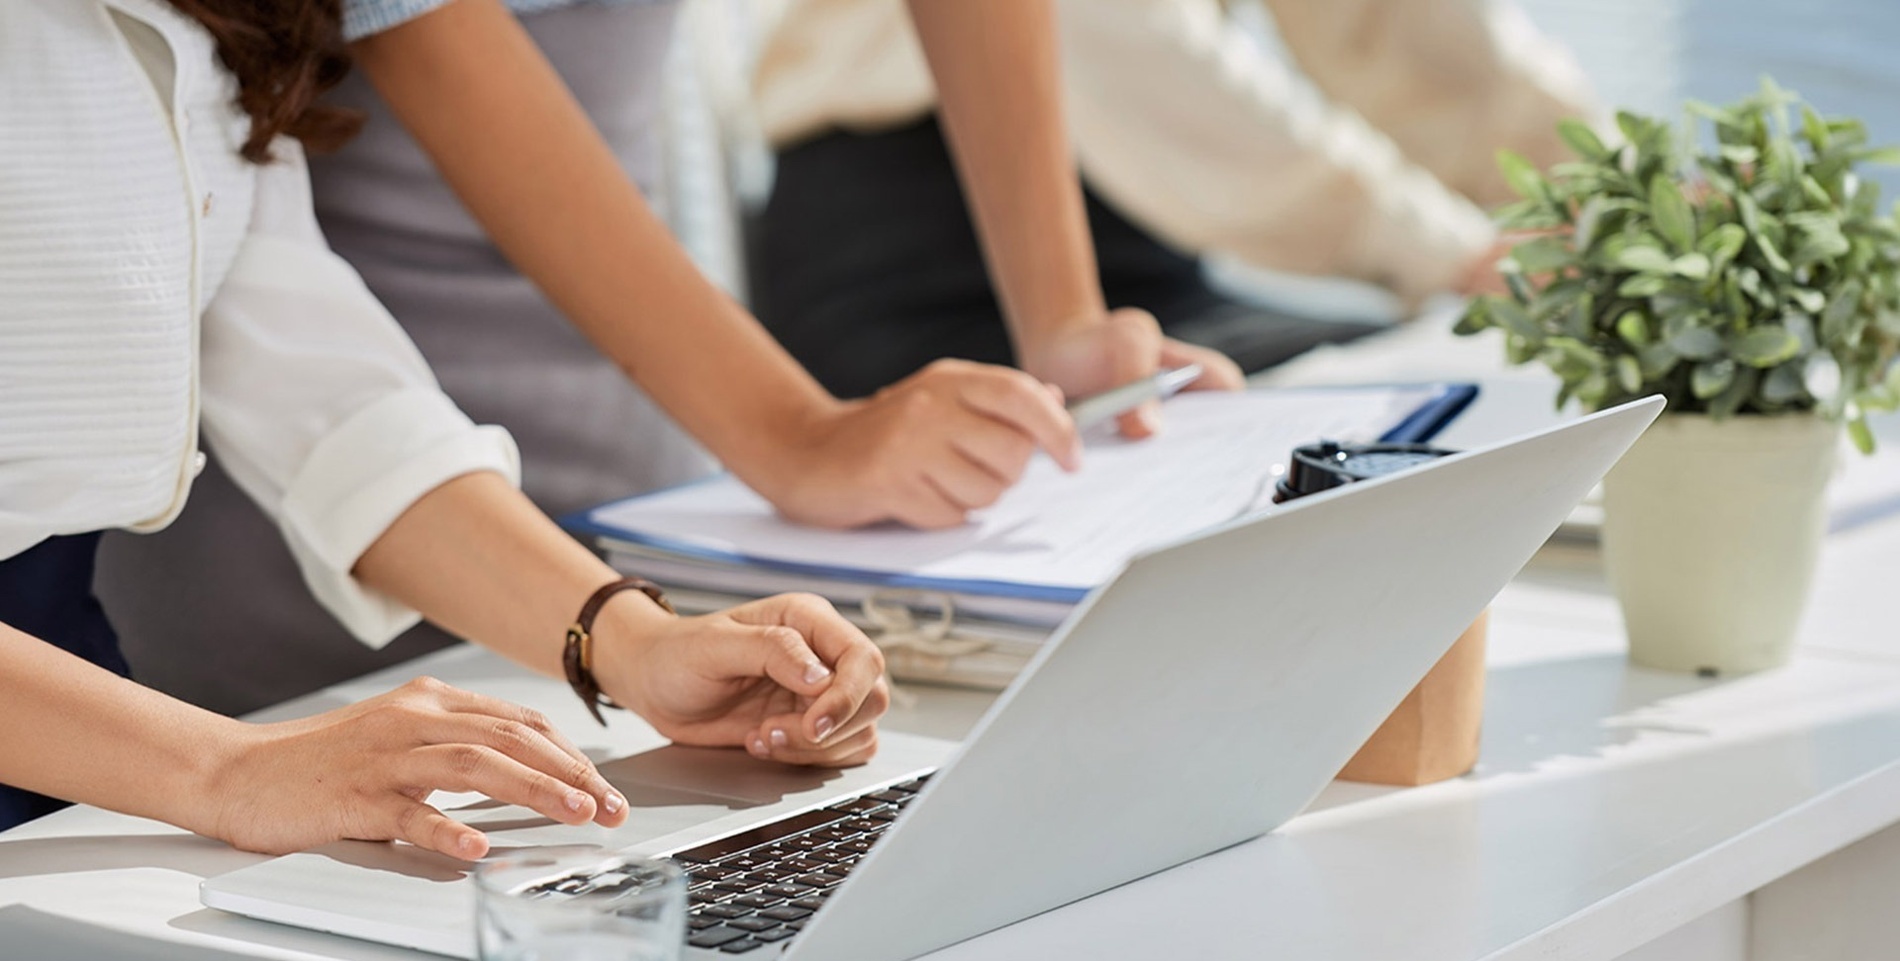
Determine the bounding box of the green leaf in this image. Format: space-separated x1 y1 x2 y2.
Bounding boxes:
1453 301 1490 337
1737 267 1771 305
1507 236 1576 274
1650 177 1697 252
1852 146 1900 166
1738 192 1765 235
1732 326 1802 367
1792 230 1851 266
1615 355 1643 394
1558 118 1609 160
1709 368 1761 420
1505 332 1540 365
1693 359 1737 400
1639 342 1682 379
1615 245 1677 274
1848 415 1876 454
1821 279 1863 340
1618 274 1669 298
1575 369 1611 408
1755 232 1794 275
1699 223 1749 271
1802 105 1831 153
1829 117 1870 148
1686 99 1741 127
1572 196 1607 252
1529 280 1585 320
1672 253 1713 279
1617 310 1651 346
1720 144 1761 167
1494 199 1566 231
1789 287 1827 314
1497 150 1547 202
1762 364 1809 405
1784 311 1818 352
1669 326 1725 360
1489 298 1544 342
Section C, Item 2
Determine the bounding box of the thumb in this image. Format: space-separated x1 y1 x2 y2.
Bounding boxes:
695 621 835 698
1105 309 1164 439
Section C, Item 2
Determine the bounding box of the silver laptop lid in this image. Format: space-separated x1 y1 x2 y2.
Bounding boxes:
785 397 1663 961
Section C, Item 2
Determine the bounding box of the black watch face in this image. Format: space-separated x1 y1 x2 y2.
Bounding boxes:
1336 449 1444 479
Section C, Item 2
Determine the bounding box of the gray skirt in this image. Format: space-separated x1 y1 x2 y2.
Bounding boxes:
96 0 714 715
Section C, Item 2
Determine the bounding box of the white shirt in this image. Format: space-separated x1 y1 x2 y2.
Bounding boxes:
752 0 1600 305
0 0 520 645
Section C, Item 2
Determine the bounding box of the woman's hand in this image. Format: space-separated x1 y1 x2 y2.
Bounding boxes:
765 359 1084 530
1017 308 1244 439
596 593 890 768
200 677 626 860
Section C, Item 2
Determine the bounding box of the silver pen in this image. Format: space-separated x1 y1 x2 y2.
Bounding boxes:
1065 363 1204 431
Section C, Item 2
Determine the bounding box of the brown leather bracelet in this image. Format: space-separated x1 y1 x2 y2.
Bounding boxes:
563 577 674 726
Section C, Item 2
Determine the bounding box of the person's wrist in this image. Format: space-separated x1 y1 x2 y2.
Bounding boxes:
750 395 863 521
182 717 269 845
587 588 679 717
1014 311 1104 382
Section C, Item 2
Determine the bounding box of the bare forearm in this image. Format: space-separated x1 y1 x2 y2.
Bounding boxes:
908 0 1104 358
0 624 238 832
351 472 670 681
350 0 835 487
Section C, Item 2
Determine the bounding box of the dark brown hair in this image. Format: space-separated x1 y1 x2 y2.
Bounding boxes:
167 0 363 163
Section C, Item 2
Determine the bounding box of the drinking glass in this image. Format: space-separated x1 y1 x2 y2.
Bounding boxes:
475 851 686 961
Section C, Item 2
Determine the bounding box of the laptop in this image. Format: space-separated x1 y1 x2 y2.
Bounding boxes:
201 396 1663 960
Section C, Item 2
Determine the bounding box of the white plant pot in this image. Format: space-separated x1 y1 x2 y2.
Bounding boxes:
1600 413 1837 675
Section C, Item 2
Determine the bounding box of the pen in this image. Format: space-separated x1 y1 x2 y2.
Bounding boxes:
1065 363 1204 431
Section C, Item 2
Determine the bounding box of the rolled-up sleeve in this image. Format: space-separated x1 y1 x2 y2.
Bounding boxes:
340 0 455 41
198 141 519 646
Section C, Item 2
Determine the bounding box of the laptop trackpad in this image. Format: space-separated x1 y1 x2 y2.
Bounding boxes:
424 743 846 845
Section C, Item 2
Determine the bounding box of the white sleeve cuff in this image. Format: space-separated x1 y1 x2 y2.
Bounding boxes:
277 387 521 648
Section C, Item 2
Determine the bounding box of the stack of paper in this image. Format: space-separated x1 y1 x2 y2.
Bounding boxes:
567 385 1474 633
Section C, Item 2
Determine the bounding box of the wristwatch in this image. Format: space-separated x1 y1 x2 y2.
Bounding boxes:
563 577 674 726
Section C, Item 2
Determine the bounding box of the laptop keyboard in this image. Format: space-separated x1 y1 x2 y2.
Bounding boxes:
661 773 931 955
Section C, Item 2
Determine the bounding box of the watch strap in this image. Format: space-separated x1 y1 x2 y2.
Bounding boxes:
563 577 674 726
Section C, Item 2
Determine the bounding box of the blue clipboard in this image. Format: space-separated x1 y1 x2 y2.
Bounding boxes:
562 383 1480 603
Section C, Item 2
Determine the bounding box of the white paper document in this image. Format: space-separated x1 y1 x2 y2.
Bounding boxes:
581 387 1455 600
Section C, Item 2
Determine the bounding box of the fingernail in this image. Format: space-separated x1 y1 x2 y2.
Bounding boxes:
458 833 482 857
804 662 833 686
565 791 588 813
769 728 789 749
814 717 835 743
749 733 768 757
604 793 624 815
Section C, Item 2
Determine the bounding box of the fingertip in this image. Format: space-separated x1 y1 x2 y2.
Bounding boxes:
802 659 834 689
1117 408 1157 440
456 828 489 861
598 790 628 826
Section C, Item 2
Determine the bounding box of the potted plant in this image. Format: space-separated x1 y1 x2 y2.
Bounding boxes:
1456 78 1900 674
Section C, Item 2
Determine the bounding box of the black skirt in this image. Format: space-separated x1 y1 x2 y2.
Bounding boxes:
753 115 1384 400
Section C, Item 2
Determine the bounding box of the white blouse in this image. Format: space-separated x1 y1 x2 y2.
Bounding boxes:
0 0 520 644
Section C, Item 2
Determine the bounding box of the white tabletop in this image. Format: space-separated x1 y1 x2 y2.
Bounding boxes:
6 371 1900 960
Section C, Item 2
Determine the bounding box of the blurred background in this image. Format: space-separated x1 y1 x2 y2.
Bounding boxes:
657 0 1900 317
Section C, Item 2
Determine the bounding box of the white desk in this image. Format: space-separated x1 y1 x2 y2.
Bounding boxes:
5 376 1900 960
